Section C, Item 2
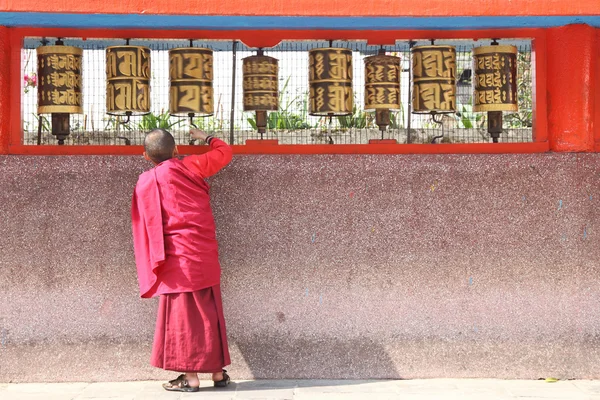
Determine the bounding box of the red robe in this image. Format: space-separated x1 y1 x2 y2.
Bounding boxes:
131 138 233 298
132 138 233 372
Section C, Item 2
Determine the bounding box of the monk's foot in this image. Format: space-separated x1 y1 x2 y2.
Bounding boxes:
213 369 231 387
162 374 199 392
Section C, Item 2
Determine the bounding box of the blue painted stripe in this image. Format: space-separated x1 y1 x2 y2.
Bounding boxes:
0 13 599 30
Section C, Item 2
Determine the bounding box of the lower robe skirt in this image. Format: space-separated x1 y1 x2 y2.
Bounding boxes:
151 285 231 373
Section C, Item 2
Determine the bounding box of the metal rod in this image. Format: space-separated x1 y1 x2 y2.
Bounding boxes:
229 40 237 145
406 40 415 144
189 114 198 129
430 113 445 144
187 114 200 145
36 115 43 145
117 112 131 125
117 137 131 145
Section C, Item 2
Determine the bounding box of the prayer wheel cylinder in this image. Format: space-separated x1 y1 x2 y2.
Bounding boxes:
242 55 279 112
37 45 83 115
37 45 83 144
411 45 457 114
169 47 214 117
308 47 353 116
106 45 151 116
472 45 518 112
364 54 401 110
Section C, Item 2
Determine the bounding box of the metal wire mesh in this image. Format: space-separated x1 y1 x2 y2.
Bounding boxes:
21 38 533 146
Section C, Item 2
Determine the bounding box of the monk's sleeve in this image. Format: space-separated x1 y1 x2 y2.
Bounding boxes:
131 174 166 298
183 137 233 178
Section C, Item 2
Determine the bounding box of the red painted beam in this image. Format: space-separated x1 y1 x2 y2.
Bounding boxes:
547 24 597 152
595 28 600 148
3 0 600 17
11 27 544 46
8 142 550 155
0 27 10 154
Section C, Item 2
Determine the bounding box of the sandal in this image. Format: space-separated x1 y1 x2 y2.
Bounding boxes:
162 374 200 392
213 369 231 387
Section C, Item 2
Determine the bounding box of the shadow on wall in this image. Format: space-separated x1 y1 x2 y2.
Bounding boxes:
231 335 402 380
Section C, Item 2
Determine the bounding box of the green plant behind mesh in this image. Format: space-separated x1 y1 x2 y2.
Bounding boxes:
336 103 373 129
455 104 484 129
247 76 314 131
137 111 182 131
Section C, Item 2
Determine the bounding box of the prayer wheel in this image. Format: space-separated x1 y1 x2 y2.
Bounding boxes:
364 53 401 132
169 47 214 118
411 45 456 114
242 53 278 135
106 45 151 116
473 44 518 143
473 45 518 112
308 47 353 116
37 44 83 144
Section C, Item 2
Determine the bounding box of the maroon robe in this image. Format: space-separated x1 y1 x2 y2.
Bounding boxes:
131 138 232 372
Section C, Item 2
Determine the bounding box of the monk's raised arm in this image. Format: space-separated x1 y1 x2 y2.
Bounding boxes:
182 137 233 178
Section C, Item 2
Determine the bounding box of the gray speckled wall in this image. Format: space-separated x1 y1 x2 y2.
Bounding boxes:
1 153 600 382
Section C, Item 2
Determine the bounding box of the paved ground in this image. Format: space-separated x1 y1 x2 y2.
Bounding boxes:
1 379 600 400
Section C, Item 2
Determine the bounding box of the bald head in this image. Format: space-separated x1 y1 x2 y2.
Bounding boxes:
144 129 176 164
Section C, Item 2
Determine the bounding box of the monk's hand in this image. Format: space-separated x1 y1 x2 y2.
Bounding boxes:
190 129 209 142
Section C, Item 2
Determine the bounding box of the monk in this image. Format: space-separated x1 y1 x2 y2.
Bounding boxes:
131 128 233 392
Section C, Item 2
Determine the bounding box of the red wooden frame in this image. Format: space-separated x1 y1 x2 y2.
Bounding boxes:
7 27 549 155
595 29 600 151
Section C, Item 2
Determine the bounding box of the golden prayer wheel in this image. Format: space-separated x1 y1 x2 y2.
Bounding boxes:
411 45 456 114
364 54 401 110
169 47 214 117
473 45 518 112
364 53 401 132
242 53 278 135
37 45 83 114
242 55 278 112
106 45 151 116
308 47 353 116
37 44 83 144
473 44 518 143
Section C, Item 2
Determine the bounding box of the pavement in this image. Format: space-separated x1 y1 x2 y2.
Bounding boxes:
2 379 600 400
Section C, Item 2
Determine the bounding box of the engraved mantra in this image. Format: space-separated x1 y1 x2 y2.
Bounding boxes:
38 54 83 108
170 85 213 113
413 50 456 79
170 53 213 80
474 53 516 106
107 80 149 111
106 49 150 79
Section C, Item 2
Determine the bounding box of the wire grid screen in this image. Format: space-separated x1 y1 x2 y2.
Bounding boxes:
21 38 533 145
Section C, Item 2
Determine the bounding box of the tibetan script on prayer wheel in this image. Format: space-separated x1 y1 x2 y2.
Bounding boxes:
473 45 518 112
106 45 151 115
364 54 401 110
308 48 353 116
242 55 279 112
169 47 214 116
411 45 456 114
37 46 83 114
242 56 279 111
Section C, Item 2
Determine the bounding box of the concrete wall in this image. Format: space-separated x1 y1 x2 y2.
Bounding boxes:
1 153 600 382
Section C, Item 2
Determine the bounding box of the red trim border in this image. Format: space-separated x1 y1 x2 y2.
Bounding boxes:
8 142 549 155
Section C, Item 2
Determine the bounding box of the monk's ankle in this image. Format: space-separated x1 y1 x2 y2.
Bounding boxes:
185 373 199 387
212 372 224 381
